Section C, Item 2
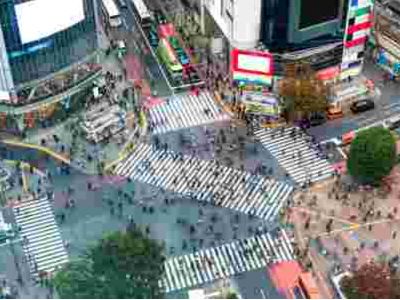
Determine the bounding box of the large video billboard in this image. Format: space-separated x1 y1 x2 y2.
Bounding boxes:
299 0 340 29
15 0 85 44
231 49 273 86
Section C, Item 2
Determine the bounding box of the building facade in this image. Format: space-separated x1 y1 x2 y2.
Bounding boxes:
203 0 262 50
372 0 400 77
0 0 99 105
202 0 372 84
340 0 373 79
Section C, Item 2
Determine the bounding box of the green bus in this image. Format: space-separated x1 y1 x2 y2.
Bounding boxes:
157 38 183 80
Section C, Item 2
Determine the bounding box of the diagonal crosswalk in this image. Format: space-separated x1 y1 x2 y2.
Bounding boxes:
114 143 293 221
255 127 334 184
160 229 294 293
13 196 68 278
148 91 230 135
255 127 333 184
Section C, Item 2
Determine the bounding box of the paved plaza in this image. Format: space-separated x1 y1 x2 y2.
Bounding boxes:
4 2 400 299
285 164 400 296
0 113 298 298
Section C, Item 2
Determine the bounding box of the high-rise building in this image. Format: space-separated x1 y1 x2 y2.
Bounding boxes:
202 0 373 82
0 0 100 105
203 0 262 50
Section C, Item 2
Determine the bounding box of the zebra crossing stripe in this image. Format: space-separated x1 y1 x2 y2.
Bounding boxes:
255 127 334 184
13 196 68 278
164 261 176 292
149 92 230 135
115 144 293 221
210 247 226 277
160 231 294 293
225 243 242 273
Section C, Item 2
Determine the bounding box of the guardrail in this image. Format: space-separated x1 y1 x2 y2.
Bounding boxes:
2 140 70 165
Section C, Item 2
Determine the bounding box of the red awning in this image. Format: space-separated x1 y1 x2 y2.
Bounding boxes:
316 66 340 81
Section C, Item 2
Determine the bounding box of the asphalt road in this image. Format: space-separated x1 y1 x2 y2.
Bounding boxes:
308 59 400 142
110 3 173 97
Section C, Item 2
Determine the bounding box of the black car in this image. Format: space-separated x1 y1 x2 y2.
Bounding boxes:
350 99 375 113
309 112 327 127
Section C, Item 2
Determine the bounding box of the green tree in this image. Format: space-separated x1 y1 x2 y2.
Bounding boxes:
279 62 328 120
225 291 239 299
347 127 396 185
53 228 166 299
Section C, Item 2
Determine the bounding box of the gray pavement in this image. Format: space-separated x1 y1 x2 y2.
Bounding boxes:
0 116 294 297
233 268 283 299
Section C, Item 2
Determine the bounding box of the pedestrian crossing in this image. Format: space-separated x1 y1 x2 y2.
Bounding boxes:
160 229 294 293
255 127 334 184
114 143 293 221
12 196 68 278
148 91 230 135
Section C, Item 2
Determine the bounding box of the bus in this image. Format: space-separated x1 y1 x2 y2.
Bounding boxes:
157 38 183 80
101 0 122 28
131 0 152 26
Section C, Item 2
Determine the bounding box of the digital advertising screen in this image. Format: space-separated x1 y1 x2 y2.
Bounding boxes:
231 49 273 76
231 49 273 86
299 0 339 29
242 93 280 116
15 0 85 44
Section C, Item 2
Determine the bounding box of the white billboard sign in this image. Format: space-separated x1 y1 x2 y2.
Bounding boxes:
16 0 85 44
237 54 271 73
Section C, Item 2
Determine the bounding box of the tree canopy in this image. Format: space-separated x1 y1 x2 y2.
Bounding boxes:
279 62 328 119
347 127 397 185
53 228 166 299
341 262 400 299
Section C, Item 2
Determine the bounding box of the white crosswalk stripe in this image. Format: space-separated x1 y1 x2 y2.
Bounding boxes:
13 196 68 278
115 143 293 221
160 230 294 293
148 91 230 135
255 127 334 184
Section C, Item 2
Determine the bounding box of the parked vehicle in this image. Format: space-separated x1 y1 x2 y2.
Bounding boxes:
327 106 343 120
385 116 400 130
309 112 327 127
350 98 375 114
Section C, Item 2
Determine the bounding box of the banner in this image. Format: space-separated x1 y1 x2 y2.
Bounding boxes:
244 101 279 116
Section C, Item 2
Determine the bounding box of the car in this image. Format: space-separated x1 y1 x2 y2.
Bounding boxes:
309 112 327 126
385 116 400 130
327 106 344 120
350 98 375 114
